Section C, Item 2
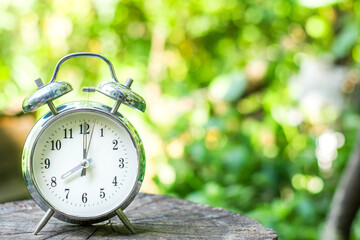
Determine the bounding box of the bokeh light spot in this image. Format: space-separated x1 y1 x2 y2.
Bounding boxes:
157 163 176 186
305 16 329 38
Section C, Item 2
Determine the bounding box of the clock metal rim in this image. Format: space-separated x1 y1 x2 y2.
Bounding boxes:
22 101 145 224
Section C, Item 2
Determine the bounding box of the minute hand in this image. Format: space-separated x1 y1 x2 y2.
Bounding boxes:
81 119 96 177
82 121 87 160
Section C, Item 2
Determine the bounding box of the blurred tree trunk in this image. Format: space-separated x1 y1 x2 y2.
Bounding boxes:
0 114 35 202
322 128 360 240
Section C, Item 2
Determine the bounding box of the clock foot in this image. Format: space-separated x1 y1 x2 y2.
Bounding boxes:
115 209 135 234
34 208 54 235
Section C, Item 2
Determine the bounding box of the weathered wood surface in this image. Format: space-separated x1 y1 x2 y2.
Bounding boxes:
0 193 278 239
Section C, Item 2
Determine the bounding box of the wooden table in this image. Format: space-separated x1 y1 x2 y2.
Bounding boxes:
0 193 278 239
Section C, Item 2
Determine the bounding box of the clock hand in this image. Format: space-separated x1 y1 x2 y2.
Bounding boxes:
82 121 87 160
81 119 96 177
61 158 93 179
81 120 87 177
86 118 96 159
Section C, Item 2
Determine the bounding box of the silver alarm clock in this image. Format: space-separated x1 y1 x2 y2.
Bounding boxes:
21 53 146 235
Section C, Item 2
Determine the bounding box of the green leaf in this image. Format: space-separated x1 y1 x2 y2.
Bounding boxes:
332 23 358 58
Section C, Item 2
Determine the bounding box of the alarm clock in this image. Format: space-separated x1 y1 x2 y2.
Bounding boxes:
21 53 146 235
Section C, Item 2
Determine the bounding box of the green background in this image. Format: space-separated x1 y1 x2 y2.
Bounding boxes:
0 0 360 239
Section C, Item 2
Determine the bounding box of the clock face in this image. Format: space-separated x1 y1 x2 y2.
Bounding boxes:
31 110 139 218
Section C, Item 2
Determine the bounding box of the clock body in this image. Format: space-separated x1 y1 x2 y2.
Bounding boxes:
22 101 145 224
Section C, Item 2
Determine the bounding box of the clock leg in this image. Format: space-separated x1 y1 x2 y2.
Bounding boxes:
34 208 54 235
115 209 135 234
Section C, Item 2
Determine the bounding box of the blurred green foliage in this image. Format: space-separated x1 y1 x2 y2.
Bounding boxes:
1 0 360 239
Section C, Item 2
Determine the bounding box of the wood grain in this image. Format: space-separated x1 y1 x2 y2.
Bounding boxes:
0 193 278 239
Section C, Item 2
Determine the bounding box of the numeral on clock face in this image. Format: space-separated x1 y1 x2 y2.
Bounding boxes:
113 139 118 150
82 193 88 203
51 177 57 187
79 122 90 134
64 128 73 139
44 158 50 169
65 188 70 199
100 188 105 199
112 176 118 186
119 158 124 168
51 140 61 150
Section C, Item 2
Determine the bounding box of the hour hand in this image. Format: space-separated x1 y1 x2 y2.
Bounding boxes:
61 158 93 179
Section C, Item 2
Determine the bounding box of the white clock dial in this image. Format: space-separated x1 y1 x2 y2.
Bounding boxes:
31 110 139 217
